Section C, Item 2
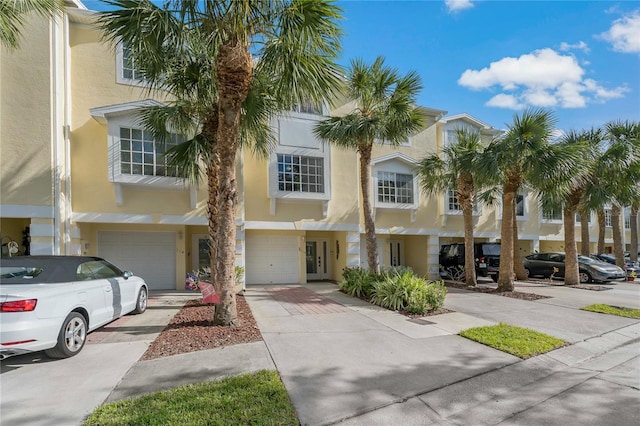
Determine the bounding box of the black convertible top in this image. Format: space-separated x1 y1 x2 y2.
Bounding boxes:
0 256 120 284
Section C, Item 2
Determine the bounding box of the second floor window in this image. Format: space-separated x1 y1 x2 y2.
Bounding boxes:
277 154 324 193
605 209 613 227
378 172 414 204
122 44 143 81
119 127 182 177
447 189 480 214
516 193 525 217
543 208 562 221
291 100 322 115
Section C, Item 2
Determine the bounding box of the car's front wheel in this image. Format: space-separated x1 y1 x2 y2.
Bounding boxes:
45 312 87 359
132 287 147 314
579 271 592 284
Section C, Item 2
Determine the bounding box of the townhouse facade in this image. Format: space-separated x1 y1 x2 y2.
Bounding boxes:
1 2 637 291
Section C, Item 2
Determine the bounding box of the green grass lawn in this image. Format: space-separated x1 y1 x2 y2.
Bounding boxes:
83 370 298 426
581 304 640 319
459 323 566 359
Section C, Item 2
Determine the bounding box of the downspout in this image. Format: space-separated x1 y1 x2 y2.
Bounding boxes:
63 12 72 254
51 14 61 254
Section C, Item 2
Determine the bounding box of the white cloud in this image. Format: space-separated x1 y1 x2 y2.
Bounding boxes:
458 48 628 110
445 0 474 13
486 94 523 110
559 41 590 53
600 10 640 53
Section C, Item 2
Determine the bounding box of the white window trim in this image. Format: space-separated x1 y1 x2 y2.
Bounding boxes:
444 189 482 216
374 172 419 210
91 101 189 193
575 211 593 226
115 41 148 88
497 190 529 221
541 209 563 224
604 208 613 228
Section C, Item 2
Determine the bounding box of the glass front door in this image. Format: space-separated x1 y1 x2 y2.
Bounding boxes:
306 239 329 280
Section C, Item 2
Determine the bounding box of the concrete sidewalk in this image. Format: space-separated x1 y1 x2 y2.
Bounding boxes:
246 281 640 425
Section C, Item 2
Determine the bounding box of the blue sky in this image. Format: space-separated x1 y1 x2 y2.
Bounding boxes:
82 0 639 132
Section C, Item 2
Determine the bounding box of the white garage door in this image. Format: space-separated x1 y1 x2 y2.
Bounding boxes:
246 235 300 284
98 231 176 290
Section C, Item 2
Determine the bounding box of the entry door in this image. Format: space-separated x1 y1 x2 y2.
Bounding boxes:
389 240 404 267
306 239 329 280
192 234 211 272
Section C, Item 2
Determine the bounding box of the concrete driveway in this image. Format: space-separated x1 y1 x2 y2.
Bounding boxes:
0 292 193 426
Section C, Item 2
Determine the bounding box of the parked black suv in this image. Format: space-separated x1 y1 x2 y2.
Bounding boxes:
439 242 501 281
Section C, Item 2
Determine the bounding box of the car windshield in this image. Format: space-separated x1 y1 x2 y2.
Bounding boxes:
578 255 600 264
481 245 501 255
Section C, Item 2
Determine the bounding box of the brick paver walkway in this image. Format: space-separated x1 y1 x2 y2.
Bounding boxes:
268 286 350 315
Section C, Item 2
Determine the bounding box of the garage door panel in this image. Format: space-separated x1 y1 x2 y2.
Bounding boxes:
98 231 176 290
246 235 299 285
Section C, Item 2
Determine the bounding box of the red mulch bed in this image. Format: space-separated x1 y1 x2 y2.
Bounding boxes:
141 294 262 361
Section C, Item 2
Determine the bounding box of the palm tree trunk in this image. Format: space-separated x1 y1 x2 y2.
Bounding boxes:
611 204 625 269
597 209 606 254
213 39 252 326
631 205 638 263
512 197 527 280
458 175 476 287
497 183 516 291
579 207 590 255
204 112 219 285
359 143 379 273
563 205 579 285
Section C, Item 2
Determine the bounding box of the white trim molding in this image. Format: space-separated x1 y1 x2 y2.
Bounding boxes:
0 205 55 218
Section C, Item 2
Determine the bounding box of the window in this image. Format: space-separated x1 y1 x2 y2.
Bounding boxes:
277 154 324 193
77 260 123 280
446 189 481 214
624 208 631 229
445 130 458 147
116 42 146 86
119 127 183 178
516 193 525 217
575 212 592 225
543 208 562 221
377 172 414 204
605 209 612 227
291 100 322 115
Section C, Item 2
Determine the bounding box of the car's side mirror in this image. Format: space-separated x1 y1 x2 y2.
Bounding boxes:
123 271 134 279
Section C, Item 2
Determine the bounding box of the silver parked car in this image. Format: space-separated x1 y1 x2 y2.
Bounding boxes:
523 252 626 283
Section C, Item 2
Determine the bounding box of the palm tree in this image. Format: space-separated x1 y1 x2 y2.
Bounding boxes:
480 109 559 291
600 120 640 268
0 0 62 50
418 128 489 286
539 130 598 285
99 0 343 325
314 56 424 273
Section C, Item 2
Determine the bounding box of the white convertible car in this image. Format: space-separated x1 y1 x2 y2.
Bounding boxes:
0 256 148 359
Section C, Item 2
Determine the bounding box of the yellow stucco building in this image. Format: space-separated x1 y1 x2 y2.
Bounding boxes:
1 1 636 290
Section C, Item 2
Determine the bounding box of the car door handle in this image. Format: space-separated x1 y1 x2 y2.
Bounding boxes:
104 286 112 292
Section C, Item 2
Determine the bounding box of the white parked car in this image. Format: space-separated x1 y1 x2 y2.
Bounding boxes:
1 256 148 359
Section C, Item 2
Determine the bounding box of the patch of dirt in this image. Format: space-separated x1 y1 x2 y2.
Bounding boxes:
444 281 551 300
141 294 262 361
402 307 454 318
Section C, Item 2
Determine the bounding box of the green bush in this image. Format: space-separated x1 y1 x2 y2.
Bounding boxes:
371 272 410 310
339 267 379 298
370 271 448 314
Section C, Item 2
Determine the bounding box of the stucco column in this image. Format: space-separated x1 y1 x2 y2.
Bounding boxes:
235 225 245 291
427 234 440 281
346 231 360 267
29 218 55 255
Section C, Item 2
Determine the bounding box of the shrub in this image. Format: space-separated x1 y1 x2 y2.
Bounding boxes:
371 272 410 311
424 280 447 310
381 265 414 277
339 267 378 298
